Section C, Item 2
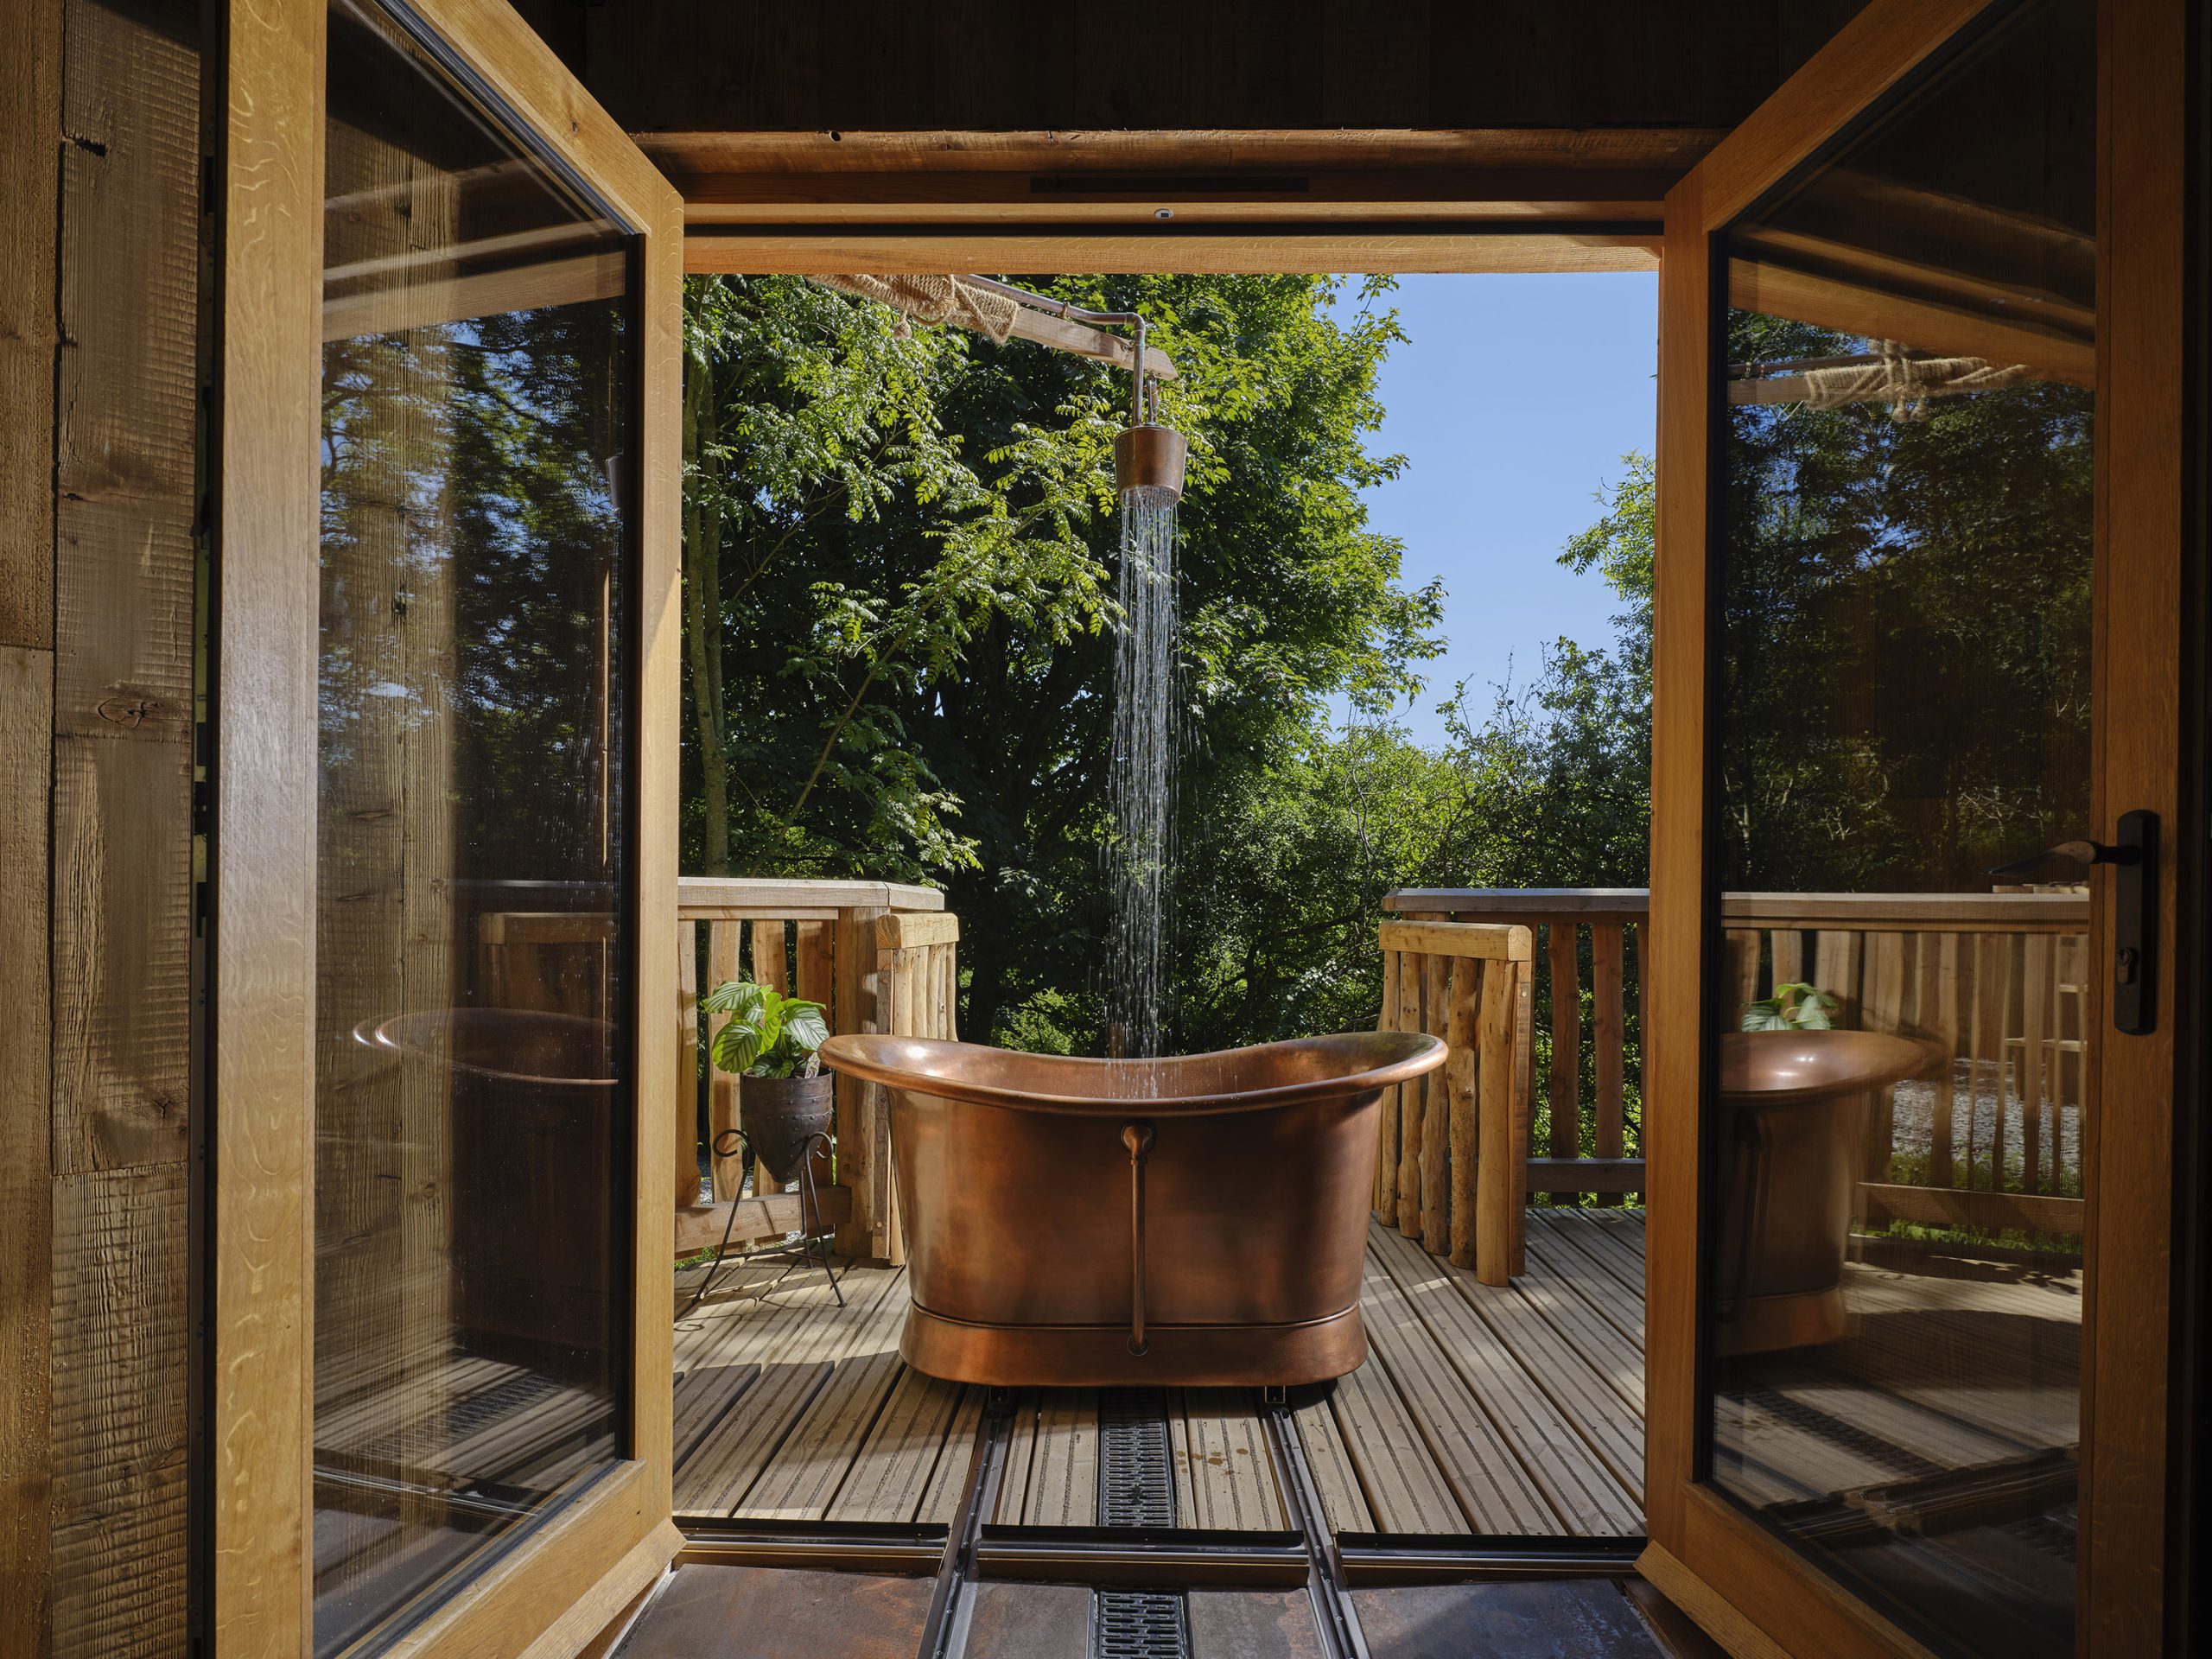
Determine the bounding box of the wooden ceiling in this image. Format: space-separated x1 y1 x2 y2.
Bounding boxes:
509 0 1871 246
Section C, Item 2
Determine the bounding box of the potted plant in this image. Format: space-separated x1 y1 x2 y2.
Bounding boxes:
703 980 832 1186
1740 981 1840 1031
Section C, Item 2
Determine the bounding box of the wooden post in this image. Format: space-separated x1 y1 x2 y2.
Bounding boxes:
832 905 887 1259
1591 923 1625 1206
1546 924 1580 1205
676 919 699 1213
1812 928 1863 1027
747 920 790 1197
1723 929 1760 1022
1395 952 1425 1236
1446 959 1479 1269
795 918 836 1191
1927 932 1960 1188
1420 952 1450 1254
1861 931 1906 1182
1375 948 1400 1217
1474 956 1517 1286
1511 957 1534 1273
1972 931 2008 1192
706 921 746 1202
2021 933 2052 1194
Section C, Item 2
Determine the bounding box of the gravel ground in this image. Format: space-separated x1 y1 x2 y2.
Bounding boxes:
1880 1060 2082 1192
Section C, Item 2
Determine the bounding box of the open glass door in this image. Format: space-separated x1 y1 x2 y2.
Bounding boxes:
1642 1 2188 1655
210 1 681 1653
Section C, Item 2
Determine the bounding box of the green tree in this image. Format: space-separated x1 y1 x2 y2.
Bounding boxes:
681 273 1443 1048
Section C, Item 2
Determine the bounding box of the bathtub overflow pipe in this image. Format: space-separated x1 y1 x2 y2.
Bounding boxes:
1122 1122 1156 1357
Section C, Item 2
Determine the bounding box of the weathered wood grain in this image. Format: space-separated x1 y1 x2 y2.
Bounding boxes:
0 0 60 655
1 647 54 1656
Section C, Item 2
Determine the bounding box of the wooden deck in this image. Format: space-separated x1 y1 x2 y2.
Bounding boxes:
672 1202 2084 1553
671 1208 1650 1537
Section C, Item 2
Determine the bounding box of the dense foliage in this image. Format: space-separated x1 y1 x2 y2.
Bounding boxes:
678 277 2094 1180
681 273 1485 1052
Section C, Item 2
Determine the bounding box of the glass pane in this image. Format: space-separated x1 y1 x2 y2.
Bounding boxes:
313 1 634 1649
1706 4 2092 1656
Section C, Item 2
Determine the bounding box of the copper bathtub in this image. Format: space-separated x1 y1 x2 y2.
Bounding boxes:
817 1031 1446 1388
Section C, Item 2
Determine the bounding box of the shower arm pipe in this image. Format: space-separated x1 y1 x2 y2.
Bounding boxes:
960 274 1159 425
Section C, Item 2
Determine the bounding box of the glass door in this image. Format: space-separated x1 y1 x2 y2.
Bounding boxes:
1642 2 2189 1656
1707 3 2092 1651
210 1 682 1654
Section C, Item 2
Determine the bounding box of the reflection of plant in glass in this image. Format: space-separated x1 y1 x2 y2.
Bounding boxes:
704 980 830 1077
1741 982 1840 1032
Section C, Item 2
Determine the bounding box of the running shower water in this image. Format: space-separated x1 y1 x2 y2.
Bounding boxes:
1105 481 1180 1065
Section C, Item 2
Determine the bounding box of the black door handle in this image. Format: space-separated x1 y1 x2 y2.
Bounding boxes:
1985 837 2140 877
2110 810 2157 1036
1987 814 2157 1035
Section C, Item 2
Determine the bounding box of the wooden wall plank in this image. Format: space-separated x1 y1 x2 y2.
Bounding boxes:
49 1165 190 1659
43 3 201 1656
0 0 60 654
1 647 55 1658
48 0 199 1180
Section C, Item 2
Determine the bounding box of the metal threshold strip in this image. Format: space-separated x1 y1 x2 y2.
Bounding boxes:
672 1387 1649 1659
1258 1390 1370 1659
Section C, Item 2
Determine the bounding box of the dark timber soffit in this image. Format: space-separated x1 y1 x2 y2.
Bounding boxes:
634 130 1723 228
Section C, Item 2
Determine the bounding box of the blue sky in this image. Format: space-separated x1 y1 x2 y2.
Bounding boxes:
1331 272 1656 747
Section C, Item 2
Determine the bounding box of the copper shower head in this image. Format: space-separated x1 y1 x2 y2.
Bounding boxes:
1115 423 1186 501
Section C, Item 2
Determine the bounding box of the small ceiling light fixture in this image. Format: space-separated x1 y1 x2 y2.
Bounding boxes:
1154 207 1174 220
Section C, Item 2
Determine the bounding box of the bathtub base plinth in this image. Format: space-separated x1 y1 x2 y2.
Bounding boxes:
900 1302 1366 1388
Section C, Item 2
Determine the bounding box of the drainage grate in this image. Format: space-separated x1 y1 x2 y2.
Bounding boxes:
1097 1389 1178 1529
1094 1588 1191 1659
1093 1391 1191 1659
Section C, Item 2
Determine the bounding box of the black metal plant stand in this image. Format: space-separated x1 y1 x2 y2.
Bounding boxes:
677 1125 843 1317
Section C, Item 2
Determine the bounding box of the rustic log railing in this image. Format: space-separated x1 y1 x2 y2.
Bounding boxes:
671 877 958 1265
1373 918 1534 1286
1387 885 2089 1248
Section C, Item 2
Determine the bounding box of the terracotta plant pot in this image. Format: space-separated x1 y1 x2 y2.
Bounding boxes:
739 1070 835 1187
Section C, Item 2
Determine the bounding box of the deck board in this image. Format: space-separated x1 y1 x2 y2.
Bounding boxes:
1173 1390 1285 1531
1357 1251 1561 1533
1322 1335 1470 1533
675 1263 905 1516
669 1211 1653 1538
741 1282 909 1520
1292 1389 1376 1534
1373 1226 1644 1504
1020 1389 1099 1526
827 1367 971 1523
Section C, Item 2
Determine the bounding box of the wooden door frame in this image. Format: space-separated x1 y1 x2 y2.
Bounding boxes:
1639 0 2191 1655
208 0 683 1652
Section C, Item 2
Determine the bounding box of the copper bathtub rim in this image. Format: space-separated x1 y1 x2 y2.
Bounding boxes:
817 1029 1446 1116
904 1300 1362 1336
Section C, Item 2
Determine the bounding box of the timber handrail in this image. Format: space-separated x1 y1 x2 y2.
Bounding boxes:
1384 884 2090 1251
673 874 958 1265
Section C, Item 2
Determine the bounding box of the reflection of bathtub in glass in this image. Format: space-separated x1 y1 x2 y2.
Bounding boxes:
355 1008 618 1363
820 1031 1446 1387
1713 1030 1939 1355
